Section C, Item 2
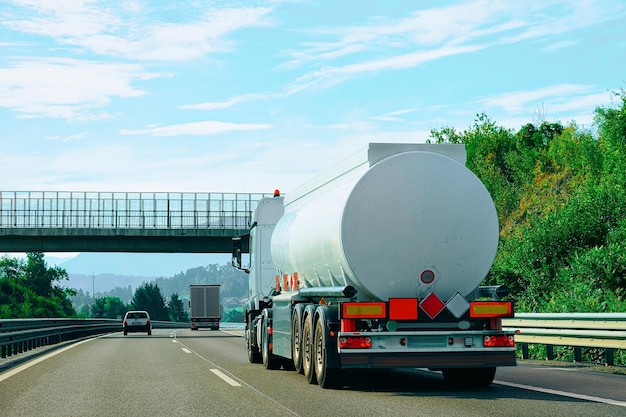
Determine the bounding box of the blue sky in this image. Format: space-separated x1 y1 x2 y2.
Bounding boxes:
1 0 625 196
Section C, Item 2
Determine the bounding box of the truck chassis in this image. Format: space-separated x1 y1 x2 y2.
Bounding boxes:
245 285 515 389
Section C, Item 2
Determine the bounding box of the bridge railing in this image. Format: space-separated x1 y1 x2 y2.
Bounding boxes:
0 191 271 229
502 313 626 366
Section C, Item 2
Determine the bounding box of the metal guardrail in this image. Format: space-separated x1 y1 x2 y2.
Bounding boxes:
503 313 626 366
0 318 188 360
2 315 624 366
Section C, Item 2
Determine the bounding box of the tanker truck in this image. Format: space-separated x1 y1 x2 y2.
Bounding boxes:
232 143 516 389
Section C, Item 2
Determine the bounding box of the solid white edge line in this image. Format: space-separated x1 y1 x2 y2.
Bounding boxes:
210 369 241 387
494 380 626 407
0 337 96 383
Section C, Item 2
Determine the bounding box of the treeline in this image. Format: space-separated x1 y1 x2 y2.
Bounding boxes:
0 253 187 322
152 264 248 302
429 90 626 313
70 264 248 322
83 283 188 322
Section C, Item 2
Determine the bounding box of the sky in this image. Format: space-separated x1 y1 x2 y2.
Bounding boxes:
0 0 624 267
1 0 625 198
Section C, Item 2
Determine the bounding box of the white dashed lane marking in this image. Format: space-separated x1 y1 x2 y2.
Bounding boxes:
210 369 242 387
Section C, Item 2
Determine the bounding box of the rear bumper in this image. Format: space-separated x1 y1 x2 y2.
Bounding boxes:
124 325 151 332
339 349 516 369
337 329 517 369
190 318 220 329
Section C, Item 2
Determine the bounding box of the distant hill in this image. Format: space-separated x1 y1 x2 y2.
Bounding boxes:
52 252 231 294
57 252 230 276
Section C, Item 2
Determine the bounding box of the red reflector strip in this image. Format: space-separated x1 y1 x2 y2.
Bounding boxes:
338 336 372 349
484 334 515 347
341 319 356 332
341 302 387 319
389 298 418 320
470 301 513 318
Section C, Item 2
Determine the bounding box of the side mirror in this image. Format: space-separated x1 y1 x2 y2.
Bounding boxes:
232 237 242 268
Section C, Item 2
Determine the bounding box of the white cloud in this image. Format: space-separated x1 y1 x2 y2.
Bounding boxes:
542 40 578 53
46 131 87 142
370 108 417 122
179 93 275 111
119 120 272 136
287 44 482 94
276 0 624 94
3 2 274 61
0 57 155 120
479 84 596 113
474 85 615 129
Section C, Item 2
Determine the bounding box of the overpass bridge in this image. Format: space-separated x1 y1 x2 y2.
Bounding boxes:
0 191 271 253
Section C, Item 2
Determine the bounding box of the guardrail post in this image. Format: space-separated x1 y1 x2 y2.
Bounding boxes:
606 349 615 366
521 343 529 359
574 347 582 362
546 344 554 361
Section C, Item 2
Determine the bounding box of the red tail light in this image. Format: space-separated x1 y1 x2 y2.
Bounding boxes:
146 320 150 326
123 320 127 326
339 336 372 349
483 334 515 347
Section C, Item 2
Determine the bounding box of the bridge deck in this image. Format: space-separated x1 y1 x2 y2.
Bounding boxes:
0 191 268 253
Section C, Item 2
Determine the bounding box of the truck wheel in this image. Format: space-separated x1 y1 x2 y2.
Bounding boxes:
262 315 281 370
314 316 342 389
442 367 496 387
302 313 317 384
246 314 262 364
291 308 303 374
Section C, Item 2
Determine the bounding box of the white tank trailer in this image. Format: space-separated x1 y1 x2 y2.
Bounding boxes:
232 143 516 389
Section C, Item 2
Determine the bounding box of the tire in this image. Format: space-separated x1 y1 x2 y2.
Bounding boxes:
262 315 281 370
313 310 342 389
442 367 496 387
302 312 316 384
123 330 127 336
247 313 262 364
147 330 151 336
291 307 303 374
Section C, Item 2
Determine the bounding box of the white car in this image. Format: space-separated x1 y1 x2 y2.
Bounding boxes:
123 310 152 336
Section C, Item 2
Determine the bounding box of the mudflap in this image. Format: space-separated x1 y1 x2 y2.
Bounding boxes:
315 305 340 369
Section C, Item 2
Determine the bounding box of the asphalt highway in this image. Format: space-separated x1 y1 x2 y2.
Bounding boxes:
0 328 624 417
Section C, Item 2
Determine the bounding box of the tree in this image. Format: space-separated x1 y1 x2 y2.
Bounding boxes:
92 296 127 319
0 252 76 318
131 283 169 320
168 293 188 322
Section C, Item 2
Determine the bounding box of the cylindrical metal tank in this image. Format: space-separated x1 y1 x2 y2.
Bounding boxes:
271 144 499 302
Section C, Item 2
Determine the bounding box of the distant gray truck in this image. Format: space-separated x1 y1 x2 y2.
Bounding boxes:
189 284 221 330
